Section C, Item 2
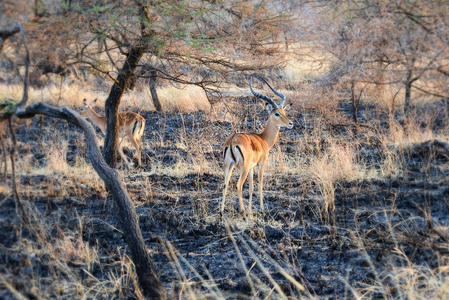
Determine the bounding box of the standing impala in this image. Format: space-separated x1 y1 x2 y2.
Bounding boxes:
222 76 293 219
80 99 146 168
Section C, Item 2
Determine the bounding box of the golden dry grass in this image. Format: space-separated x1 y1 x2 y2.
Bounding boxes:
0 81 211 114
121 85 211 113
0 82 99 108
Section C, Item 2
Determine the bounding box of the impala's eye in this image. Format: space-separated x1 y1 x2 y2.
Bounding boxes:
275 112 280 117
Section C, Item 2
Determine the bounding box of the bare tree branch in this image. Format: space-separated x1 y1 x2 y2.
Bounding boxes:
0 23 20 53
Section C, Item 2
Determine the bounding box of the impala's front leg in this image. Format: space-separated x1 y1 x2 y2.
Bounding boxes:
258 163 265 212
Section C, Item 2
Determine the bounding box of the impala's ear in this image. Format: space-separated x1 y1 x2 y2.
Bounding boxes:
83 99 88 106
91 98 97 106
266 103 274 114
283 102 292 111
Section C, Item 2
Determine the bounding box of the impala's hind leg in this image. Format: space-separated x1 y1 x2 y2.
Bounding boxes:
222 162 234 209
136 138 143 167
236 166 250 220
118 139 132 169
128 133 142 167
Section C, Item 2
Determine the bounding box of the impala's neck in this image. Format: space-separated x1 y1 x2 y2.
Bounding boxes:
260 117 280 149
86 108 107 134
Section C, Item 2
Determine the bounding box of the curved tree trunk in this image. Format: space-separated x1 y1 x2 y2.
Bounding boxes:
16 103 166 299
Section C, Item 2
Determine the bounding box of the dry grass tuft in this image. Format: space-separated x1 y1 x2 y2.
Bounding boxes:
307 142 356 215
358 246 449 299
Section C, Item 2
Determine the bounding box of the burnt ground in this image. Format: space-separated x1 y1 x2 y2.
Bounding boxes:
1 98 449 299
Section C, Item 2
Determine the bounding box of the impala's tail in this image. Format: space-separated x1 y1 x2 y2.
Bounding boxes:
132 118 145 138
223 134 245 166
231 144 244 165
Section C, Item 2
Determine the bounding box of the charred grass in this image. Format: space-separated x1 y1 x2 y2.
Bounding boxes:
1 96 449 299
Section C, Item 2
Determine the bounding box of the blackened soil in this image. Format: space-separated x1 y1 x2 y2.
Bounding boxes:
1 100 449 299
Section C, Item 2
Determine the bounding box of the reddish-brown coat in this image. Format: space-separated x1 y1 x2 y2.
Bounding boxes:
222 106 293 219
80 99 145 168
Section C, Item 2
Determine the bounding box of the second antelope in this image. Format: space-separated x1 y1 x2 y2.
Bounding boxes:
80 99 146 168
222 76 293 220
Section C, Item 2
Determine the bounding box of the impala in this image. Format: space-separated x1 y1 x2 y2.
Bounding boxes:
222 76 293 219
80 99 146 168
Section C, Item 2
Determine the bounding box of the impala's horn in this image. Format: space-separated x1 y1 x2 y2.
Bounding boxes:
257 76 286 107
249 76 278 109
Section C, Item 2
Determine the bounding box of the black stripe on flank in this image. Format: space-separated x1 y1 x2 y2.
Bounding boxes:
224 146 237 162
132 120 139 135
231 146 236 162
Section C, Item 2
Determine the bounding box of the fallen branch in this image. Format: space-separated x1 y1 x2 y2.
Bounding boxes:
411 139 449 160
